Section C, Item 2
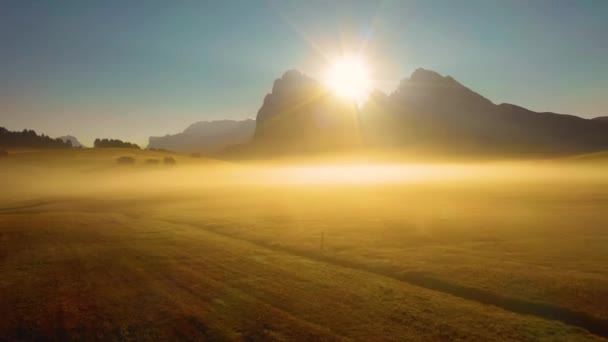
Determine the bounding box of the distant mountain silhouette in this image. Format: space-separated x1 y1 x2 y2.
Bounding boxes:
58 135 85 148
0 127 73 149
360 68 608 154
161 68 608 157
147 119 255 154
252 70 360 154
94 138 140 149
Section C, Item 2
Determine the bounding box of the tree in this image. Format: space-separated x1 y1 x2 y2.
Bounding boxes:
163 157 176 165
116 156 136 165
94 138 140 149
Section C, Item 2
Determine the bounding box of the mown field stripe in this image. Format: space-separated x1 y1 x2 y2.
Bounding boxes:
163 219 608 338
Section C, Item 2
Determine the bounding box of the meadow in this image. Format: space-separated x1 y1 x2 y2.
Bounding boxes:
1 148 607 341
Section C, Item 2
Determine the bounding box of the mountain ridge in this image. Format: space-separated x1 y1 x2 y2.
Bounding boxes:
362 69 608 153
147 119 255 154
146 68 608 157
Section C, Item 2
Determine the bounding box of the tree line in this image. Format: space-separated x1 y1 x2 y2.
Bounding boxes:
0 127 72 148
93 138 140 149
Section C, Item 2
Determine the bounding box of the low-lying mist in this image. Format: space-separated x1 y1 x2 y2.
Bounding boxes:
2 149 607 204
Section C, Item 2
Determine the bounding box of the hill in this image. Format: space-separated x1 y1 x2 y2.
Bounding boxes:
147 119 255 154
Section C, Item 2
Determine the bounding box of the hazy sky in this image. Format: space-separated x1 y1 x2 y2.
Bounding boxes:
2 0 607 146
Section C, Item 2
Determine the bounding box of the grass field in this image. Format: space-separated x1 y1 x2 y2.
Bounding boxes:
1 149 607 340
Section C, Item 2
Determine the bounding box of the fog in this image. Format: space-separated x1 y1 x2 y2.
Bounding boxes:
2 150 607 204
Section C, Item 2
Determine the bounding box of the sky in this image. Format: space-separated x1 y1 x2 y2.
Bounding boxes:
1 0 607 146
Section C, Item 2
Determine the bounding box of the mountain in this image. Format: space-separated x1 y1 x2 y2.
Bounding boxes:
0 127 72 149
252 70 360 153
360 68 608 154
228 68 608 157
58 135 85 148
147 119 255 154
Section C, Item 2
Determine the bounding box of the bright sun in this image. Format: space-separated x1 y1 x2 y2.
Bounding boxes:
325 57 371 103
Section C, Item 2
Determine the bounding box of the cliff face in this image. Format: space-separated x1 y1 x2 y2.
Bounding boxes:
253 70 361 153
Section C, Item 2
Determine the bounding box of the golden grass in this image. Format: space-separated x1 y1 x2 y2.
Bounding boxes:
1 149 607 340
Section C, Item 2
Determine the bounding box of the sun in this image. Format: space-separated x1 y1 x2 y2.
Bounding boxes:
325 57 371 103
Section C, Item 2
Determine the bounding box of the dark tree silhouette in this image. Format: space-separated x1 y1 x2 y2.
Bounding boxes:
94 138 140 149
0 127 73 149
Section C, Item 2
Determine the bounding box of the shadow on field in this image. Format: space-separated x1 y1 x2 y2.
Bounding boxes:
401 272 608 338
0 201 56 215
170 220 608 338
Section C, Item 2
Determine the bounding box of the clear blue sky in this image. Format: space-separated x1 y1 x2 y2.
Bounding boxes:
1 0 607 146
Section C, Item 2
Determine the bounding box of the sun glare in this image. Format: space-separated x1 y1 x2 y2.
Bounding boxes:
325 57 371 103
